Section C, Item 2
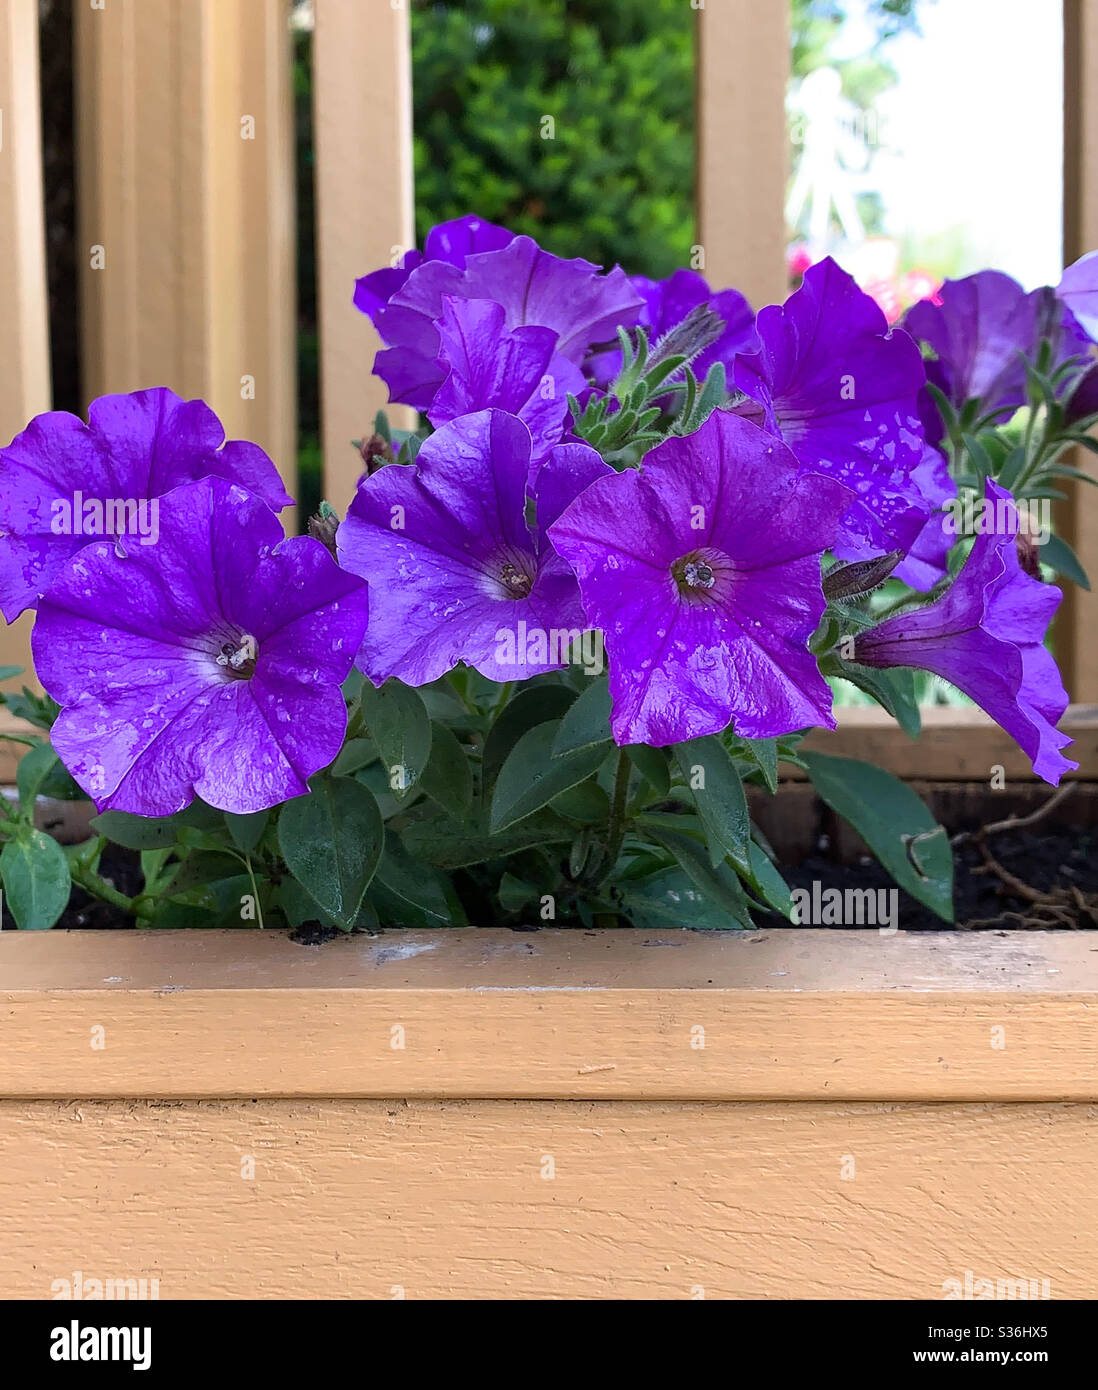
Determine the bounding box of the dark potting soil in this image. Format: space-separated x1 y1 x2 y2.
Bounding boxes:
760 825 1098 931
16 823 1097 932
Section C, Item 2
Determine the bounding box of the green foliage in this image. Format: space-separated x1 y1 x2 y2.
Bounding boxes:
278 774 385 930
410 0 695 280
1 641 961 931
802 751 953 921
1 827 71 930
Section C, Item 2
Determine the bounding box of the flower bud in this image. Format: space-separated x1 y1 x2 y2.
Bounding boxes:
360 432 395 475
307 501 340 559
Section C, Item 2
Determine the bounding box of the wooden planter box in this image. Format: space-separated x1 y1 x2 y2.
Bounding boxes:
1 926 1096 1300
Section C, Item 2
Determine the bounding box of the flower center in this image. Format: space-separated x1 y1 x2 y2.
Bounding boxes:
216 633 258 680
670 547 730 602
499 559 534 600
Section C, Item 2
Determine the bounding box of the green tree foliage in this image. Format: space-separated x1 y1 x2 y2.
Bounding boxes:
410 0 696 279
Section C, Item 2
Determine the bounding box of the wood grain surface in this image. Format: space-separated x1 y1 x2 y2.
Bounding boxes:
1 1097 1093 1299
2 929 1096 1101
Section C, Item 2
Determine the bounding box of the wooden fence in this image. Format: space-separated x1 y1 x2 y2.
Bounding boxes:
0 0 1094 702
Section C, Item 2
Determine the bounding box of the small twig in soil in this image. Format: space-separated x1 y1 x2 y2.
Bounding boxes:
950 782 1094 929
950 782 1076 847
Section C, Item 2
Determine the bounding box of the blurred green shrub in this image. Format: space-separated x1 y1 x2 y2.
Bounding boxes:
410 0 696 279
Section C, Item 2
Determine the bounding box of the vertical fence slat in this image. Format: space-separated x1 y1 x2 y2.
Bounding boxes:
696 0 789 312
75 0 296 504
0 0 51 686
313 0 415 514
1062 0 1098 705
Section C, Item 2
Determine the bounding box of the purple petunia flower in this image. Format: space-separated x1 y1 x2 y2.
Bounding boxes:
366 234 643 409
0 387 293 621
428 297 586 467
32 477 368 817
588 267 758 388
893 444 955 591
732 257 939 576
905 271 1091 427
1056 249 1098 341
337 409 609 685
547 410 852 746
352 213 513 327
854 480 1076 785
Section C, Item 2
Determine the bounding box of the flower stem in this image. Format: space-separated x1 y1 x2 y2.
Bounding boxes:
70 858 139 919
596 749 632 888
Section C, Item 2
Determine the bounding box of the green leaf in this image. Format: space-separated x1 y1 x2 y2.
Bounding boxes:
741 738 779 794
741 842 793 919
835 661 921 738
1044 463 1098 487
360 679 432 799
960 430 995 481
498 871 539 913
0 827 71 929
625 743 671 798
802 751 953 922
402 806 573 870
1056 430 1098 455
673 736 750 871
224 809 269 854
150 874 257 928
993 445 1027 492
372 831 458 926
614 867 744 930
277 775 384 930
2 687 60 731
420 720 473 819
139 847 174 896
481 684 577 789
676 361 726 434
16 741 61 816
277 875 337 930
166 849 246 893
1040 533 1091 589
90 809 189 851
551 675 611 756
36 757 86 801
639 823 753 927
0 665 24 684
490 720 610 833
550 778 609 823
333 737 377 776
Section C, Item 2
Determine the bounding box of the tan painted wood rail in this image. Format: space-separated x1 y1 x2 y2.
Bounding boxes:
1 927 1096 1102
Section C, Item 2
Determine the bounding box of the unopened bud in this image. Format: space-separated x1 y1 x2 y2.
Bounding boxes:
1015 529 1042 579
308 501 340 559
648 302 725 371
822 550 904 601
360 432 395 475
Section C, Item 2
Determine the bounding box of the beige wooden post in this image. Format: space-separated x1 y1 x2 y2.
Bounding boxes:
75 0 296 501
312 0 415 514
1063 0 1098 705
0 0 51 685
696 0 790 312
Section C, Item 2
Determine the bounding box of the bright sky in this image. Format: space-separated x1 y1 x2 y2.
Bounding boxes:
837 0 1064 287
